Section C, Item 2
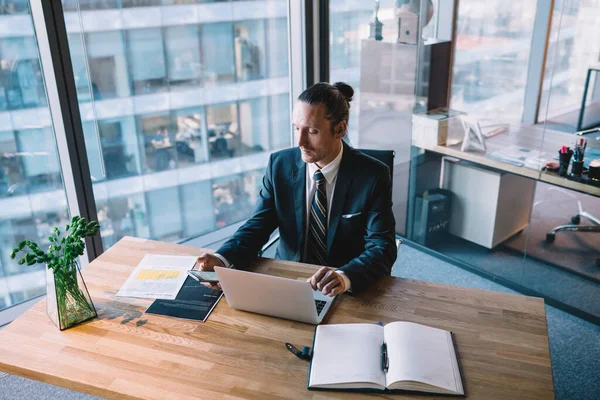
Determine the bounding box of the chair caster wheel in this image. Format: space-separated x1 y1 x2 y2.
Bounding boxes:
571 215 581 225
546 233 555 243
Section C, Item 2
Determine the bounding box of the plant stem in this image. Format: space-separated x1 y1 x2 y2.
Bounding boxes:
51 262 95 329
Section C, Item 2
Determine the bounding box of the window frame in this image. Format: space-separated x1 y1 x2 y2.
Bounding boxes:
30 0 102 262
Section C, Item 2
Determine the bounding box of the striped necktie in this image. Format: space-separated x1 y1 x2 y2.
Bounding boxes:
306 169 328 265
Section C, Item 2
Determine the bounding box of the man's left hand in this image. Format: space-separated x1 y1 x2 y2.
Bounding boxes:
307 267 346 297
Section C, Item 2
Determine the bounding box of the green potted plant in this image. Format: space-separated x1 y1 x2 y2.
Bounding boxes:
11 216 100 330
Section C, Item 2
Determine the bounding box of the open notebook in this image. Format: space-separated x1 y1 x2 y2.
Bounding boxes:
308 321 464 395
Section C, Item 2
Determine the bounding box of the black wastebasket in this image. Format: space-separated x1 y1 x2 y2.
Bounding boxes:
413 188 452 247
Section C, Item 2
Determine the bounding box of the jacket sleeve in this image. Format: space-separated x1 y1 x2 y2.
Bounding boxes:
338 166 397 293
216 154 278 267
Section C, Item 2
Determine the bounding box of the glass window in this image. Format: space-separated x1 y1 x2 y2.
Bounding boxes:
330 7 371 73
15 128 63 194
329 1 395 144
173 107 207 167
137 112 177 173
84 31 131 100
234 20 266 82
1 217 35 277
82 122 103 182
243 168 265 206
125 28 168 95
0 0 28 14
1 212 68 279
121 0 162 7
450 0 537 122
146 186 183 241
101 118 141 179
539 1 600 130
212 173 252 228
0 37 47 110
165 25 202 90
96 193 150 248
84 117 141 181
239 97 269 155
0 76 6 111
181 180 214 237
202 23 235 86
62 0 291 256
69 33 94 103
269 93 291 151
0 0 70 314
63 0 117 11
266 18 289 78
162 0 230 5
206 102 239 160
0 130 22 198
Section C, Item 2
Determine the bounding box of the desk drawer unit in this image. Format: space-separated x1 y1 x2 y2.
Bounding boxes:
442 161 536 249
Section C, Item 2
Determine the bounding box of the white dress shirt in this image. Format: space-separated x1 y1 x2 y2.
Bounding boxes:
304 145 352 291
216 144 352 292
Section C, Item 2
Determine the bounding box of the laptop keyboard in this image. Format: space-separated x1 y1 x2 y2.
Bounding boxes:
315 300 327 315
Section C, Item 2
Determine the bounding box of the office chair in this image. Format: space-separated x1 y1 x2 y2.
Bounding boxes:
545 201 600 267
359 149 395 187
358 149 403 273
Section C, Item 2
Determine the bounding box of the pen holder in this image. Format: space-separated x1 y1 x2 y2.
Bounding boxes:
558 150 573 177
571 160 584 177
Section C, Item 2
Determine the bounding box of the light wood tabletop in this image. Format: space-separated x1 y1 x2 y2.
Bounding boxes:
0 236 554 399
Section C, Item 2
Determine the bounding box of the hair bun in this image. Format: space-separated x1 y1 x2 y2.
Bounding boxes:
333 82 354 104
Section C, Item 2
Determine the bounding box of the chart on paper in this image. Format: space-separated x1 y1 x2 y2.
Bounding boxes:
136 269 181 281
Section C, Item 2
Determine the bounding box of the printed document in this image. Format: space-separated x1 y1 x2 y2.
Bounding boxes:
116 254 197 299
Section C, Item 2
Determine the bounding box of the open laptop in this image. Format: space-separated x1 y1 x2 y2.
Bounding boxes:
214 267 335 324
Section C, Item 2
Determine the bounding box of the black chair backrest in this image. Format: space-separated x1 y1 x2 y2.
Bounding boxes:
358 149 395 182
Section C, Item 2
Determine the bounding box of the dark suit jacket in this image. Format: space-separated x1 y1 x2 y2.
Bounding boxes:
217 142 397 293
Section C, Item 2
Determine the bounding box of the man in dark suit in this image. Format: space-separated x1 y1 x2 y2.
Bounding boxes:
197 82 397 295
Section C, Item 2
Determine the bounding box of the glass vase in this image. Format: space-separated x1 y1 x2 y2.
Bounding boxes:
45 261 97 330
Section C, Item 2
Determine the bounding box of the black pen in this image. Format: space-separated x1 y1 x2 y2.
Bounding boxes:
381 342 388 373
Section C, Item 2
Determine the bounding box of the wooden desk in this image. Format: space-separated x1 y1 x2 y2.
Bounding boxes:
417 124 600 197
0 237 554 399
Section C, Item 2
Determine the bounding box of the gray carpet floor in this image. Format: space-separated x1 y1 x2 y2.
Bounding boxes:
1 243 599 399
434 234 600 319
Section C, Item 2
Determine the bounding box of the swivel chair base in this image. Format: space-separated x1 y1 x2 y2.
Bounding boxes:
545 201 600 267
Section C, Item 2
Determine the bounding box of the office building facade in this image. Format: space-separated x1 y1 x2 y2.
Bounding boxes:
0 0 292 310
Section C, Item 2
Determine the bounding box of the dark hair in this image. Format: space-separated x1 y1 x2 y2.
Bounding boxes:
298 82 354 133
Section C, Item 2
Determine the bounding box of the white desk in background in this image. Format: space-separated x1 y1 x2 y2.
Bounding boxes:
413 124 600 248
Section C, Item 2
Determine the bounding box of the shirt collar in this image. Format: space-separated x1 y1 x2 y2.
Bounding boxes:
307 144 344 184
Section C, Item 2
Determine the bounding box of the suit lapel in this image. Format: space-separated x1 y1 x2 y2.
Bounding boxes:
292 149 306 258
327 142 354 253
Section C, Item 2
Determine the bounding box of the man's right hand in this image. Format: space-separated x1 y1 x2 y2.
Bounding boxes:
195 253 225 271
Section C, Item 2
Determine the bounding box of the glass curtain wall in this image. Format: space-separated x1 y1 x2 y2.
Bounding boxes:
406 0 599 322
448 1 537 122
525 0 600 321
330 0 391 146
62 0 291 248
0 2 70 312
329 0 439 146
538 0 600 132
330 0 600 322
329 0 441 234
